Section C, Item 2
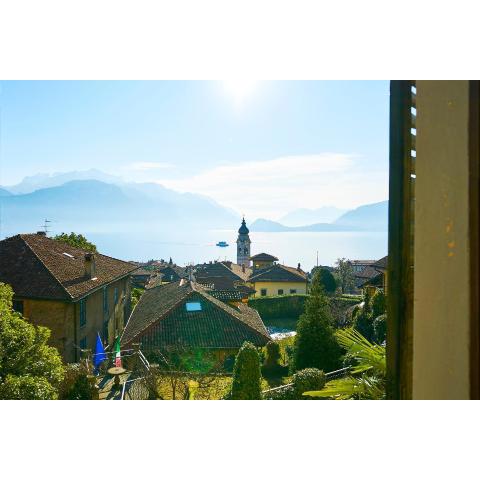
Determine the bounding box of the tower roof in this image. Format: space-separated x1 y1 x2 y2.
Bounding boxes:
238 217 249 235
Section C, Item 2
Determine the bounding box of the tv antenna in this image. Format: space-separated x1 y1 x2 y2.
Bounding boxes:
39 219 52 235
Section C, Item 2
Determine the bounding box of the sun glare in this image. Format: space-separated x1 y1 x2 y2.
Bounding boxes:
222 80 259 108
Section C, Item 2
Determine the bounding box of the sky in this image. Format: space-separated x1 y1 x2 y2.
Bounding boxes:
0 80 390 219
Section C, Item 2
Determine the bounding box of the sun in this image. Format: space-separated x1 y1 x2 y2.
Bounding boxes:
222 80 259 108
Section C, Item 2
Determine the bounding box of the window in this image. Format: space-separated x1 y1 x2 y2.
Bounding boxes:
278 289 284 295
261 289 267 297
79 299 87 328
186 302 202 312
114 287 118 305
79 337 87 350
103 287 109 314
12 300 24 315
290 289 297 294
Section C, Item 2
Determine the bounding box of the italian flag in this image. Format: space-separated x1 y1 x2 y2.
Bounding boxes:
114 336 122 368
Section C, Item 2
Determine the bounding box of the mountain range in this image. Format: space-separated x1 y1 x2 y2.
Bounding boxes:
0 179 240 239
251 201 388 232
278 206 347 226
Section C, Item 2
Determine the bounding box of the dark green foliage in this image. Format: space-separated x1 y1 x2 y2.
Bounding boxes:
0 283 65 399
316 268 337 295
248 294 307 320
330 296 363 327
54 232 97 252
131 287 144 309
292 368 325 397
263 368 325 400
334 258 355 294
354 289 387 342
373 314 387 344
59 364 93 400
291 272 341 373
265 341 281 367
230 342 262 400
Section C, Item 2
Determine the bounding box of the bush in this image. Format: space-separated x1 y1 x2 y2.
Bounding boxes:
59 364 94 400
230 342 262 400
373 314 387 344
248 295 307 320
263 368 325 400
293 368 325 397
265 341 281 367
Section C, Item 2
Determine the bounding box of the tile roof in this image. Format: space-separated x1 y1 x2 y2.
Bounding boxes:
250 252 279 262
374 255 388 270
0 234 137 301
194 261 251 282
121 280 270 349
249 264 308 283
157 265 187 281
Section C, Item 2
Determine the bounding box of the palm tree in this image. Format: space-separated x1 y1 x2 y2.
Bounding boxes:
303 328 386 400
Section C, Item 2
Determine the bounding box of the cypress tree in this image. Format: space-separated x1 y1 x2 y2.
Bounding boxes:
291 271 341 373
230 342 262 400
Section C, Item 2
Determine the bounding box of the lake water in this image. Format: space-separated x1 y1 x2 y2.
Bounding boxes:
88 229 388 270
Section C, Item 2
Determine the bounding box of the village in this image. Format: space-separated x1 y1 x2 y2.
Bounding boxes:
0 217 388 400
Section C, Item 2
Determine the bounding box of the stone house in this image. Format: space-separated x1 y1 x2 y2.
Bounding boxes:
0 233 137 362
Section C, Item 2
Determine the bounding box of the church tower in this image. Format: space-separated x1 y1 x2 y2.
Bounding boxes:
236 217 251 267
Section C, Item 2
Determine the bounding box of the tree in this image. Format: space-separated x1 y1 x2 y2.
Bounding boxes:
334 258 354 294
291 271 341 373
230 342 262 400
315 268 337 295
303 328 386 400
0 283 65 399
264 341 281 368
131 288 144 309
354 289 386 342
54 232 97 252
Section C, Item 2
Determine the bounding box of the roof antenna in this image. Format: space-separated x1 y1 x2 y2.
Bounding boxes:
38 219 52 236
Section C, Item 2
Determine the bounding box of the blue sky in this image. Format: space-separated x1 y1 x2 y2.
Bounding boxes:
0 81 389 219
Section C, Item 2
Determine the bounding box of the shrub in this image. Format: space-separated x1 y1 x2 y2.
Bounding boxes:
59 364 94 400
293 368 325 397
373 314 387 344
265 341 281 367
230 342 262 400
248 295 307 320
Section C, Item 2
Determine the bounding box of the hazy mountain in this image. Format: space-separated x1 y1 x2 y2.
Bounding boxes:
251 200 388 232
0 179 240 238
0 187 12 197
334 200 388 230
4 169 124 194
279 206 347 226
250 218 360 232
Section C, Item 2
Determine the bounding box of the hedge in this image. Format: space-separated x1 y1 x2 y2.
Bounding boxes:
248 294 307 320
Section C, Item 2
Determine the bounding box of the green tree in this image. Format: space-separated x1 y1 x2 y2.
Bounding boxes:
264 341 281 368
303 329 386 400
291 271 341 373
316 268 337 295
54 232 97 252
131 287 144 309
334 258 354 294
0 283 65 399
354 289 386 342
230 342 262 400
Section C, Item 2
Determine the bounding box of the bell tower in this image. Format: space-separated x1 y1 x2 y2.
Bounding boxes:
236 217 251 267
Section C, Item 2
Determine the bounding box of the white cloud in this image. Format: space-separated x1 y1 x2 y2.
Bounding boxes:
157 153 389 220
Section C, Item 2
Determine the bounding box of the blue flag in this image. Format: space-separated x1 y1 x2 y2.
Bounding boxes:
93 332 107 370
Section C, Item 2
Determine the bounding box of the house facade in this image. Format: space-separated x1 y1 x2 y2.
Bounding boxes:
0 233 137 362
248 263 309 297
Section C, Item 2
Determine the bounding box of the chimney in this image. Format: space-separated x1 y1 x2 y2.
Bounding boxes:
36 231 46 236
242 264 245 273
84 253 96 278
297 263 301 271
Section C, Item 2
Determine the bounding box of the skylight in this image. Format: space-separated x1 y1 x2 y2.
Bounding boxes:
62 252 74 258
186 302 202 312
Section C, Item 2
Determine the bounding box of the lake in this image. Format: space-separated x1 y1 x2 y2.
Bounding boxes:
89 228 388 270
